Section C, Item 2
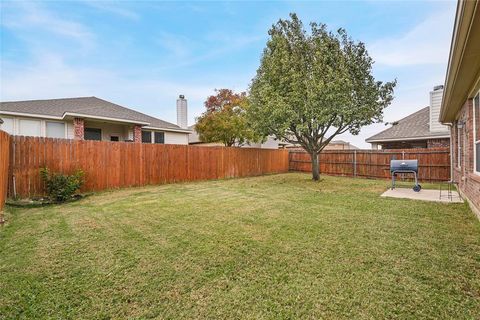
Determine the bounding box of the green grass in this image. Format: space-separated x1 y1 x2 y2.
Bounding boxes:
1 173 479 319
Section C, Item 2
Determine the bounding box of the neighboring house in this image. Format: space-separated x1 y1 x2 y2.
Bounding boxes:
439 0 480 217
323 140 359 150
286 140 359 151
188 125 281 149
366 86 450 149
188 125 223 147
0 96 191 144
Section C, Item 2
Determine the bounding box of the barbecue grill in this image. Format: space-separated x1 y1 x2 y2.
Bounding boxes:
390 159 421 192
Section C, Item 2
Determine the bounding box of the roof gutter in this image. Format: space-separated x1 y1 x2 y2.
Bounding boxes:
62 112 151 126
440 0 480 122
444 123 454 182
366 134 451 143
0 110 152 126
142 126 191 133
0 111 64 120
0 110 191 133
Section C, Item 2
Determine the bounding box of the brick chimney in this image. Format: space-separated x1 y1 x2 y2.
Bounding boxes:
176 95 188 129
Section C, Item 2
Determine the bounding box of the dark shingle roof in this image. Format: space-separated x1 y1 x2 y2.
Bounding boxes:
366 107 449 142
0 96 184 130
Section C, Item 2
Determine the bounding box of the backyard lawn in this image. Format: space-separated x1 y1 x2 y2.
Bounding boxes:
1 173 479 319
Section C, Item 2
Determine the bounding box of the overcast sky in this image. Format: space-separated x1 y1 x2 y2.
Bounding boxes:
0 0 456 148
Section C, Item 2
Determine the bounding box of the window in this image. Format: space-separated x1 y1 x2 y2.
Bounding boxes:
141 130 152 143
85 128 102 141
18 119 41 137
46 121 65 138
0 117 13 134
154 132 165 144
457 122 462 168
110 136 119 142
474 93 480 174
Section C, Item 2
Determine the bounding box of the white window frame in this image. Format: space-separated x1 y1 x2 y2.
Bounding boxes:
141 130 165 144
457 122 462 169
141 130 152 144
474 91 480 175
153 131 165 144
109 133 121 142
45 120 67 139
17 117 42 137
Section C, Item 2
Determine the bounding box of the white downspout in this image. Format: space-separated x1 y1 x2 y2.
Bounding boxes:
445 123 454 182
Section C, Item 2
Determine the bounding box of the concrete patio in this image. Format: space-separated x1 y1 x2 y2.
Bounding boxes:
381 188 463 203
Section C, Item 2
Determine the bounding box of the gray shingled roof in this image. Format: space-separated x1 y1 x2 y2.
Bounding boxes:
366 107 449 142
0 96 185 130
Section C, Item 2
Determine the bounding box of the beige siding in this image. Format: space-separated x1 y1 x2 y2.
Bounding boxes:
430 89 449 133
84 121 130 141
67 122 75 139
0 114 69 138
0 114 190 144
165 131 189 145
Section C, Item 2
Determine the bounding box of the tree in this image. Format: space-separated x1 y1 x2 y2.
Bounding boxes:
195 89 260 147
249 13 396 180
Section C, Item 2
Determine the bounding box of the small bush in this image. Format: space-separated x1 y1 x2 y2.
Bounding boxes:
40 168 84 202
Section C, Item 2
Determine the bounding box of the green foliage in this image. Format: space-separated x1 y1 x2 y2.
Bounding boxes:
249 13 396 179
40 168 84 202
195 89 262 147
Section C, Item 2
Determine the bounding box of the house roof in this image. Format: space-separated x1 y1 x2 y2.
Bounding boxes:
440 0 480 122
329 140 359 149
0 96 188 132
366 107 450 143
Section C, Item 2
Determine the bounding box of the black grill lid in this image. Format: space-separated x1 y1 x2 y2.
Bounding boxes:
390 160 418 172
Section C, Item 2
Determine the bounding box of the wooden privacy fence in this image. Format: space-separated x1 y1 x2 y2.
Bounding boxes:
0 130 10 212
289 148 450 182
8 136 289 198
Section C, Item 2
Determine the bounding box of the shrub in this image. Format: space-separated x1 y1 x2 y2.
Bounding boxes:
40 168 84 202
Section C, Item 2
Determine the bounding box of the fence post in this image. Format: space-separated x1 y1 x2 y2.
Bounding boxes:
353 150 357 178
402 151 405 160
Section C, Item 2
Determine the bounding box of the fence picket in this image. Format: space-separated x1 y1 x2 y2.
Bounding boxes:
5 136 289 198
289 148 450 182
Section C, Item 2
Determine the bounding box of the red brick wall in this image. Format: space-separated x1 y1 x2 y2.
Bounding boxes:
381 140 427 149
133 125 142 143
73 118 84 140
452 98 480 216
427 138 450 148
379 138 450 149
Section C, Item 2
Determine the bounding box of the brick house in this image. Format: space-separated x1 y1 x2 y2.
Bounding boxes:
439 0 480 217
0 96 191 144
366 86 450 149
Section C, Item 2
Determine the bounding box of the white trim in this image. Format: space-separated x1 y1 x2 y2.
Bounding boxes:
109 133 121 142
140 129 166 144
142 126 191 133
0 111 191 133
45 120 67 139
62 112 150 126
17 117 42 137
366 135 450 143
0 111 63 120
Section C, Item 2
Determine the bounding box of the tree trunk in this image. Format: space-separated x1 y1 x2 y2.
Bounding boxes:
311 152 320 181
